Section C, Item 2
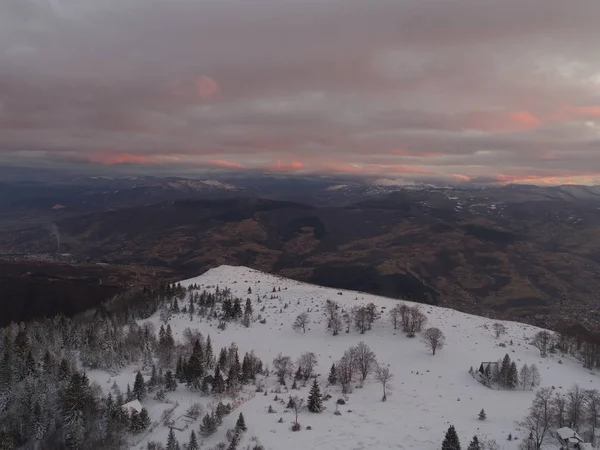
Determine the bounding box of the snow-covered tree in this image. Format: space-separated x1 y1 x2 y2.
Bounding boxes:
442 425 461 450
467 436 481 450
328 363 337 385
166 428 180 450
133 371 146 401
307 379 323 413
478 409 486 420
235 412 247 432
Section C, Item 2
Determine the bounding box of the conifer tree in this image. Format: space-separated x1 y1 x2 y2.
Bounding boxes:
139 408 151 429
165 370 177 391
467 436 481 450
235 412 247 432
133 371 146 400
188 430 199 450
500 354 511 387
478 409 486 420
166 428 180 450
213 366 225 394
200 412 217 436
307 379 323 413
205 336 214 369
508 361 519 389
328 364 337 385
442 425 461 450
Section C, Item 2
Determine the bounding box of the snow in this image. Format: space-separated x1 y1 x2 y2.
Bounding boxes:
88 265 600 450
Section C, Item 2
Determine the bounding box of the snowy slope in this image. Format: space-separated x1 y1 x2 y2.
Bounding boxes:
89 265 600 450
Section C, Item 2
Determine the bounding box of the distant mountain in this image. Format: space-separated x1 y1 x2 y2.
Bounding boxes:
3 186 600 329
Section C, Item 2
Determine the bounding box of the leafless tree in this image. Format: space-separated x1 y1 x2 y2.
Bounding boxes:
585 389 600 442
352 306 369 334
297 352 318 383
567 384 585 431
343 311 352 333
351 341 377 384
292 312 309 333
529 364 541 390
519 364 531 390
405 306 427 337
336 351 355 394
374 364 393 401
551 393 567 428
326 300 342 336
272 353 293 385
492 323 507 339
289 395 304 430
421 327 446 355
399 303 411 331
389 305 402 330
519 387 553 450
365 303 379 330
531 331 553 357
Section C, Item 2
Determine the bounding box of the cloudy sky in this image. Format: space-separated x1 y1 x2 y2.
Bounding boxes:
2 0 600 185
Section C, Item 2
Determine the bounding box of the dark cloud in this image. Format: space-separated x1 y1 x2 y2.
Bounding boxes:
1 0 600 184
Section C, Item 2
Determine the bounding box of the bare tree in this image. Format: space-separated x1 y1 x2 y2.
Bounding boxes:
551 393 567 428
351 341 377 384
421 327 446 355
519 387 553 450
352 306 369 334
529 364 541 390
297 352 318 383
336 351 355 394
292 312 309 333
585 389 600 442
567 384 585 431
389 305 402 330
405 306 427 337
365 303 379 330
519 364 531 390
399 303 411 331
492 323 507 339
325 300 342 336
272 354 293 385
531 331 553 357
374 364 393 401
289 395 304 431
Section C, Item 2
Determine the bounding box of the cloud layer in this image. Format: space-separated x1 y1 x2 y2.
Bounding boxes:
2 0 600 184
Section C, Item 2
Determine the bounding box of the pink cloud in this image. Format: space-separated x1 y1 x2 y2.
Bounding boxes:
195 76 220 99
205 159 244 169
464 110 541 133
89 153 157 165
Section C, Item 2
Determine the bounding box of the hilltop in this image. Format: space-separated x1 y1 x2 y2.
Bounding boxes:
86 265 599 450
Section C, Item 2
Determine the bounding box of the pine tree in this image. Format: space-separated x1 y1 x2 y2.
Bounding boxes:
508 361 519 389
307 379 323 413
139 408 151 429
328 364 337 385
133 371 146 400
165 370 177 391
467 436 481 450
126 383 133 401
186 340 205 389
213 366 225 394
205 336 214 369
188 430 199 450
500 354 511 387
166 428 180 450
478 409 486 420
129 410 141 432
235 412 247 432
200 412 217 436
442 425 461 450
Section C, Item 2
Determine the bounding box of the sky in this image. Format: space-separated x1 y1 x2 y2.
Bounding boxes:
2 0 600 186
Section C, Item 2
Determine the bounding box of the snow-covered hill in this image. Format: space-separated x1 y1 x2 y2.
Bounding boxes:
89 265 599 450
